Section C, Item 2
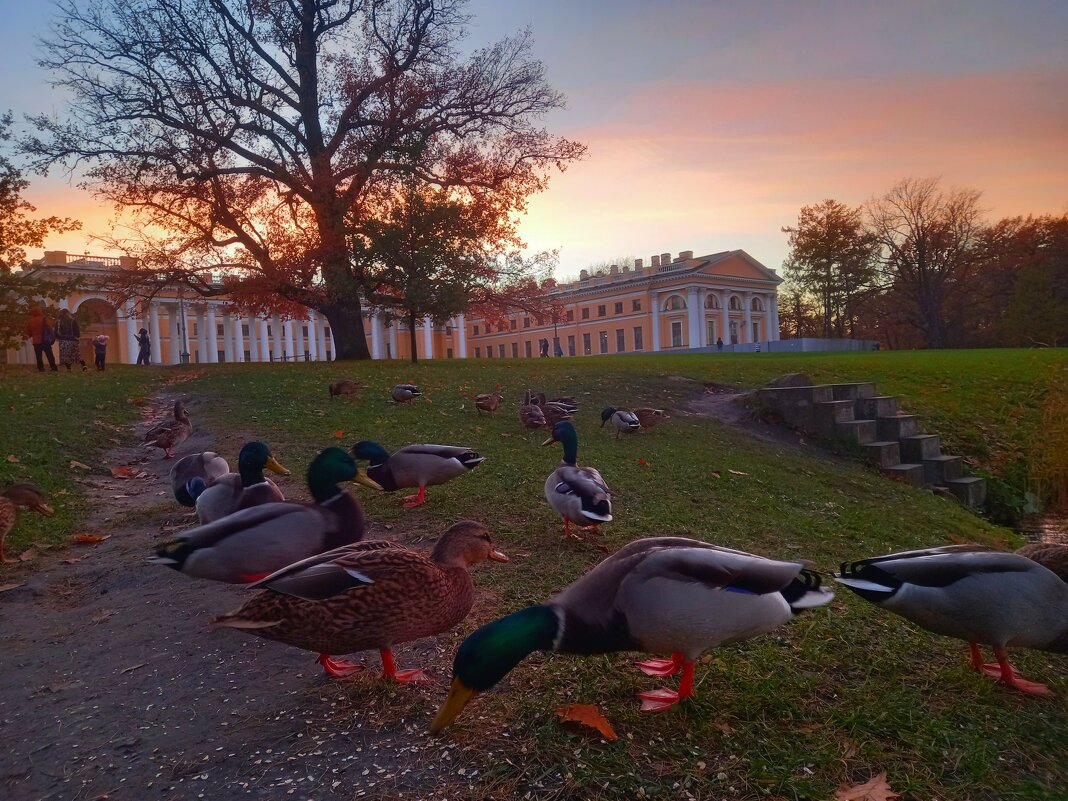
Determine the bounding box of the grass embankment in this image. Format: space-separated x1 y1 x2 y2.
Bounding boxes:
164 353 1066 801
0 365 165 556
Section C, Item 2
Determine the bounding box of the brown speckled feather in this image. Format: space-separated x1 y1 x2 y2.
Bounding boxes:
1017 543 1068 582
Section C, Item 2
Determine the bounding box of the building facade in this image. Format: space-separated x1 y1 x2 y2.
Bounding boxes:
4 248 779 365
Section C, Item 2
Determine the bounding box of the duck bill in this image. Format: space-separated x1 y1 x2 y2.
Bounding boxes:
540 436 555 446
34 502 55 517
352 468 384 491
488 549 509 563
430 678 478 734
265 457 291 476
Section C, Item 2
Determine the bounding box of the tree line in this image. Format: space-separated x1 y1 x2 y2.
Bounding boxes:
780 177 1068 349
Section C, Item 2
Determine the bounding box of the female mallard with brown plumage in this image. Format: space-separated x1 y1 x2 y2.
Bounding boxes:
543 421 612 539
350 441 485 508
430 537 833 731
518 402 547 432
836 544 1068 695
151 447 381 584
191 441 291 523
214 521 509 681
143 400 192 459
329 379 363 400
1 484 54 563
474 392 503 415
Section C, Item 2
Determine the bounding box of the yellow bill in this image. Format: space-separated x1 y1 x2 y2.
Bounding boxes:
488 549 509 563
429 677 478 734
352 467 384 491
265 456 291 476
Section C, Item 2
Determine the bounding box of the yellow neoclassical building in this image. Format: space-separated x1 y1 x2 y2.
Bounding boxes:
5 247 780 365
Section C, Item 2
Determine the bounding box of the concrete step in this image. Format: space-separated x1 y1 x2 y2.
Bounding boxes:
884 463 925 487
836 419 877 445
863 441 901 469
877 414 920 440
947 476 986 509
856 395 899 418
830 382 877 400
924 455 963 485
815 400 856 433
900 434 941 461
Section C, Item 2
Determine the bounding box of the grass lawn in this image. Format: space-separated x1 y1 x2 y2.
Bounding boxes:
2 349 1065 800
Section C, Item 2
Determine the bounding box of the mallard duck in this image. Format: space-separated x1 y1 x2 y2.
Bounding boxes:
542 421 612 539
524 391 577 410
1 484 54 563
430 537 834 731
192 441 291 523
351 441 485 508
519 403 547 432
634 408 667 429
541 401 575 430
1017 543 1068 582
391 383 422 405
143 400 192 459
150 447 382 584
329 379 363 399
601 407 641 438
169 452 230 507
213 521 509 681
836 545 1068 695
474 392 503 415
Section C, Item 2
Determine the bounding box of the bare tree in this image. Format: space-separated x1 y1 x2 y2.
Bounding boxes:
23 0 585 359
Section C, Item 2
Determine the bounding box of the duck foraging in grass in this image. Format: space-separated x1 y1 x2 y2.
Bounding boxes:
329 379 363 400
190 441 291 523
143 400 192 459
518 402 547 433
169 452 230 507
213 521 508 682
601 407 641 438
474 392 503 415
351 441 485 508
543 421 612 539
836 544 1068 696
430 537 833 732
0 484 54 564
391 384 422 405
150 447 382 584
634 408 667 429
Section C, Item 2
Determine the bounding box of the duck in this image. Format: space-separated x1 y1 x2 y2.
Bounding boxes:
519 402 547 433
168 452 230 507
213 521 509 681
430 536 834 731
191 441 291 523
541 401 575 430
143 400 192 459
391 383 422 405
329 379 363 400
836 544 1068 696
524 391 577 410
634 408 668 429
601 407 641 438
150 447 383 584
1016 543 1068 582
474 392 503 415
351 441 485 508
542 421 612 539
1 484 54 563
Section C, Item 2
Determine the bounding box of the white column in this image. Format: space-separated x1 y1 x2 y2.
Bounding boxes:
222 313 234 363
257 318 269 362
328 325 337 360
195 310 208 363
770 294 780 342
651 292 661 352
205 305 219 363
456 313 467 358
283 318 296 362
241 316 254 363
686 287 701 349
721 294 730 347
269 314 282 362
168 306 181 364
148 303 161 365
370 312 384 359
422 315 434 359
307 314 319 361
744 292 753 344
124 301 139 364
388 321 397 360
315 317 327 361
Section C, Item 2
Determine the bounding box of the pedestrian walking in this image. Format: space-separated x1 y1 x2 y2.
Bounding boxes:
24 307 58 372
92 334 110 371
55 308 87 371
136 328 152 365
716 337 724 352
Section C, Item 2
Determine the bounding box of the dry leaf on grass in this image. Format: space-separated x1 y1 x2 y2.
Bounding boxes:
111 467 135 478
6 454 19 463
69 460 91 470
334 430 344 438
72 534 111 545
555 703 618 740
0 582 25 593
728 469 749 476
711 471 722 479
19 548 38 562
835 771 900 801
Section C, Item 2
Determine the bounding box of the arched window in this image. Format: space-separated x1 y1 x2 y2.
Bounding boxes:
751 297 764 312
663 295 687 312
704 294 720 310
728 296 742 311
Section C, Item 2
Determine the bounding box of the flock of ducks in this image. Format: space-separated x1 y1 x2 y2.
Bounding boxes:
2 379 1066 737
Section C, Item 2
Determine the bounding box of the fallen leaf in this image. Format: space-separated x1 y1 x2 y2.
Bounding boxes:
711 471 722 479
73 534 111 544
6 454 19 463
121 662 148 674
555 703 618 740
637 458 648 466
835 771 900 801
62 557 85 565
69 460 91 470
91 609 116 623
19 548 38 562
111 467 135 479
728 469 749 476
334 430 344 438
0 582 25 593
714 721 733 734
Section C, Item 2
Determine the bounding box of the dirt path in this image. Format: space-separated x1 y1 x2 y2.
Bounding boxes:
0 392 473 801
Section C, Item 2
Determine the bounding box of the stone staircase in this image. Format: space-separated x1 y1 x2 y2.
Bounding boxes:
754 381 986 509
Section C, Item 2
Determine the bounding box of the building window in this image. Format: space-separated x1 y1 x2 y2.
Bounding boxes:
218 323 225 337
729 296 742 311
705 294 720 310
243 349 251 361
752 321 760 341
447 348 454 359
446 324 452 335
486 347 493 358
511 342 518 358
730 320 739 344
302 325 308 338
706 319 717 345
664 295 686 312
632 299 642 312
614 302 623 314
599 331 608 354
567 335 576 356
496 344 503 358
474 346 481 357
597 305 606 317
671 321 683 348
474 325 480 336
242 324 250 337
751 297 764 312
633 326 643 351
581 307 590 320
615 328 625 353
523 318 531 328
511 319 517 330
582 332 591 355
324 326 330 338
566 310 574 322
525 340 532 357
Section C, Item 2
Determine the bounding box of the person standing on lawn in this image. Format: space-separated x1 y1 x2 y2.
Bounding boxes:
136 328 152 365
24 307 57 372
55 308 87 371
92 334 110 371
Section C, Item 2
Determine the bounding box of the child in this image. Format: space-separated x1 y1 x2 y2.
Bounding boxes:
92 334 110 371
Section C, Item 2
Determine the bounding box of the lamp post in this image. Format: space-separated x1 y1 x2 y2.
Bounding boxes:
177 292 190 364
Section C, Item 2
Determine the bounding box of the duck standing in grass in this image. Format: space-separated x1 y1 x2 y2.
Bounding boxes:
601 407 641 438
836 544 1068 695
191 442 291 523
150 448 382 584
143 400 192 459
168 452 230 507
351 441 485 508
391 383 422 405
474 392 503 415
329 380 363 400
634 408 667 430
1 484 54 563
213 521 509 681
430 537 833 731
543 421 612 539
518 402 547 433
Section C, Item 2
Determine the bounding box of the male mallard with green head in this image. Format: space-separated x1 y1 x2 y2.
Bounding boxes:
430 537 833 731
543 421 612 539
350 441 485 508
600 407 641 438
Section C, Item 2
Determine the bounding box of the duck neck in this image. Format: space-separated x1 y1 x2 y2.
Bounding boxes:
453 605 562 693
560 436 578 466
318 490 367 549
238 462 267 488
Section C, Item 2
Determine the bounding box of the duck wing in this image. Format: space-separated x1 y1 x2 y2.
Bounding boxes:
249 540 406 599
837 545 1019 593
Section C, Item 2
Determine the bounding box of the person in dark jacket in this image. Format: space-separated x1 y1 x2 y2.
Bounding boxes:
24 307 57 372
55 308 87 371
92 334 110 371
136 328 152 365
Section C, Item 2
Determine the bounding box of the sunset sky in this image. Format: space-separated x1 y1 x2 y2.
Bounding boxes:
2 0 1065 279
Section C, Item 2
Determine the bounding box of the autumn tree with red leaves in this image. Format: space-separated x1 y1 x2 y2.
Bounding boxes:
23 0 584 360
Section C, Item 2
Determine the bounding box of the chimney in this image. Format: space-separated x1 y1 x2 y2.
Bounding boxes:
579 269 589 281
610 264 618 275
634 258 643 269
651 255 660 268
43 250 67 265
678 250 693 261
661 252 671 266
621 264 630 275
118 256 138 269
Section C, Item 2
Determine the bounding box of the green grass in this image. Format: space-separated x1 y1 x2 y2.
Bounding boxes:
2 350 1066 800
